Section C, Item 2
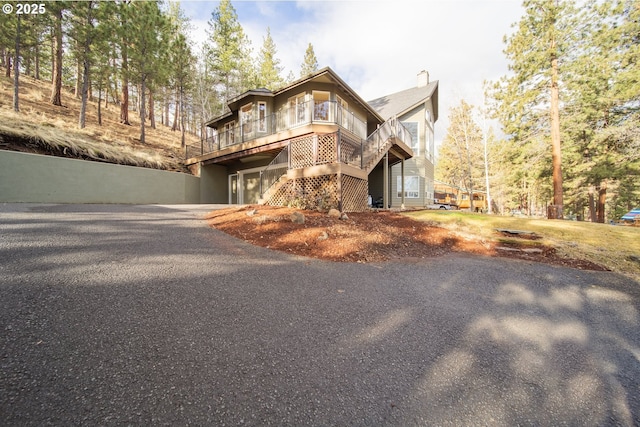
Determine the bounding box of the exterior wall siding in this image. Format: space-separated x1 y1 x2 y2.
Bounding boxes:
391 159 426 207
386 100 436 208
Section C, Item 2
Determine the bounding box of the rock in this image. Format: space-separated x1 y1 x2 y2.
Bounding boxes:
340 212 349 220
252 215 268 225
317 231 329 241
327 208 341 218
246 209 258 217
290 211 305 224
628 255 640 264
521 248 544 254
496 246 521 252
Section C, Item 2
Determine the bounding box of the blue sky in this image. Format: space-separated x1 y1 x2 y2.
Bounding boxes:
177 0 525 144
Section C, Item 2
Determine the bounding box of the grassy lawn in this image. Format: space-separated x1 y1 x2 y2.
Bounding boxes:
404 210 640 282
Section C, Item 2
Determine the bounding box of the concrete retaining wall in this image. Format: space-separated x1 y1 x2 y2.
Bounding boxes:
0 150 200 204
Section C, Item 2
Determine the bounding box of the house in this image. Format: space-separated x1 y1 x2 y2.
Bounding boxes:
185 67 415 211
368 71 439 208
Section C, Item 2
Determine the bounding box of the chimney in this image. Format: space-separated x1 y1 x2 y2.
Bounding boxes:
417 70 429 88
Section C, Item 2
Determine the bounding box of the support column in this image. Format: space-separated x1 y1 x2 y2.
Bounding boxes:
401 158 405 208
337 172 342 212
383 152 389 209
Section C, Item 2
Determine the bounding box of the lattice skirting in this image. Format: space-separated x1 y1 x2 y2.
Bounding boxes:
340 175 368 212
265 174 368 212
290 134 337 168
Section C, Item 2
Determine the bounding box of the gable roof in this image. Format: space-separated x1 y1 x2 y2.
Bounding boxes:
206 67 385 128
278 67 386 124
368 80 439 122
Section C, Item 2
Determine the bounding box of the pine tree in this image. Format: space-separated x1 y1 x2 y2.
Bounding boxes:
300 42 318 77
116 0 132 125
170 32 194 147
437 100 484 212
92 2 117 126
491 0 577 219
13 14 21 112
49 2 66 106
205 0 254 114
256 27 284 90
563 0 640 222
126 0 168 143
68 0 102 128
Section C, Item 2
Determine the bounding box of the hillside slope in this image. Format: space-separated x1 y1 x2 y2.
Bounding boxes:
0 76 201 172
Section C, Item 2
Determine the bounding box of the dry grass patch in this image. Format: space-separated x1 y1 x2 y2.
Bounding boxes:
0 75 199 172
405 210 640 282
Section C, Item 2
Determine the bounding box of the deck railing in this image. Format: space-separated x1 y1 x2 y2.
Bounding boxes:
186 100 368 159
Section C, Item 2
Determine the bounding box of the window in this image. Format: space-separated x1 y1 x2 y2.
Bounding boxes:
313 91 330 121
425 127 434 160
258 102 267 132
397 175 419 198
288 93 306 126
336 95 349 128
425 178 434 201
401 121 419 155
224 121 235 146
241 103 253 136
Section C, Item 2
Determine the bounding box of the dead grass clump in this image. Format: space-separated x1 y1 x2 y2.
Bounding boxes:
0 111 182 171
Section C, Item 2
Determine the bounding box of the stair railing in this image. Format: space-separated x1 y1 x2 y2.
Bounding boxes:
259 145 290 198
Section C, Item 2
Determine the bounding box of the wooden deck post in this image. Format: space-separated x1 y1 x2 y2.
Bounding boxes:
383 152 389 209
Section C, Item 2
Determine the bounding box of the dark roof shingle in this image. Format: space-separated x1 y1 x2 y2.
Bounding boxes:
368 81 438 122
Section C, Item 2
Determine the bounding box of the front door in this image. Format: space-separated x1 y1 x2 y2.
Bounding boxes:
229 174 238 204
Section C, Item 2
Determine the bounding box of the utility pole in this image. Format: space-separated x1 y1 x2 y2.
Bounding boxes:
481 95 492 214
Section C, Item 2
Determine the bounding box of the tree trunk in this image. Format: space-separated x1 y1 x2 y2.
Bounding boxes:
549 36 563 219
149 90 156 129
172 89 179 131
4 52 11 78
13 16 20 112
597 181 607 223
139 78 146 143
34 42 40 80
120 49 130 125
180 86 186 147
50 7 63 106
79 55 90 129
164 97 169 126
74 57 82 99
97 83 103 126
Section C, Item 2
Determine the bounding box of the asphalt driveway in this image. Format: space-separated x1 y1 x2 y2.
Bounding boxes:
1 203 639 426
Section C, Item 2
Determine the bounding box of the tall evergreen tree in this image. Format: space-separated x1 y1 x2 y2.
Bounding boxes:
13 14 21 112
49 2 66 106
126 0 167 143
256 27 284 90
68 0 101 128
116 0 132 125
300 42 318 77
491 0 577 219
170 32 194 147
92 1 117 126
437 100 484 212
563 0 640 222
205 0 254 114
